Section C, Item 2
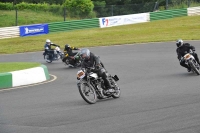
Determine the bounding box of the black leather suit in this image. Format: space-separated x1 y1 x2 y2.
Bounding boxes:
81 52 112 89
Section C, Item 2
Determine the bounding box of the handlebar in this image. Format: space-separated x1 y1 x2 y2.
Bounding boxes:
81 67 95 73
86 67 95 70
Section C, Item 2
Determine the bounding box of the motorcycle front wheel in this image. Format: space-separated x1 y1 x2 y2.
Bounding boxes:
65 59 70 65
111 78 121 98
78 82 97 104
189 60 200 75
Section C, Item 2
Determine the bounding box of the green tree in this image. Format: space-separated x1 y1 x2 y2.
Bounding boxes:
0 0 64 4
63 0 94 18
92 0 107 17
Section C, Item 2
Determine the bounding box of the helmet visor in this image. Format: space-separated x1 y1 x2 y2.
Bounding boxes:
81 53 87 59
80 48 90 60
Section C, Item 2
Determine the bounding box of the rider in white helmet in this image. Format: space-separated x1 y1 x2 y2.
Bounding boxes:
44 39 60 59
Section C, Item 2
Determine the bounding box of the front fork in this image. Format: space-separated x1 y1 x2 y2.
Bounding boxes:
187 59 199 71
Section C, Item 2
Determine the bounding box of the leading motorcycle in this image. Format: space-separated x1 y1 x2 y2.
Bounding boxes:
43 46 64 63
76 67 120 104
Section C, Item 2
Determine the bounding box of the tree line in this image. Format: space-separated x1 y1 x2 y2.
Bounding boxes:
0 0 197 8
1 0 195 18
0 0 159 5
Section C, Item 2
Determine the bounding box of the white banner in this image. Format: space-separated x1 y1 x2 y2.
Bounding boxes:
187 6 200 16
99 13 149 28
0 26 20 39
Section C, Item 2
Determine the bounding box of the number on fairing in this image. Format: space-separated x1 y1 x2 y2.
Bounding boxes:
77 70 85 79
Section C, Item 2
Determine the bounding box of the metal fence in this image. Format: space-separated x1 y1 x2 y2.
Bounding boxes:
94 0 200 17
94 2 156 18
1 0 200 27
165 0 200 10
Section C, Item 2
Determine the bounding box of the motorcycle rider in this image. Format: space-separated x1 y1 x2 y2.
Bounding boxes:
44 39 60 60
176 39 200 72
80 48 114 94
62 44 80 66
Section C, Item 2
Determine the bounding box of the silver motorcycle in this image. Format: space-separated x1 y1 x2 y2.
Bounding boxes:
76 67 120 104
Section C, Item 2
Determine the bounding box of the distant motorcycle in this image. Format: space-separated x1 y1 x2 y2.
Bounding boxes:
43 46 64 63
62 51 82 67
183 51 200 75
76 67 120 104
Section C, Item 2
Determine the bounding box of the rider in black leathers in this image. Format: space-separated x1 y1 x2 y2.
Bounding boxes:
62 44 80 66
176 39 200 72
80 48 114 93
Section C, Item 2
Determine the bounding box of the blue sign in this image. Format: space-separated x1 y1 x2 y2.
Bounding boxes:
20 24 49 37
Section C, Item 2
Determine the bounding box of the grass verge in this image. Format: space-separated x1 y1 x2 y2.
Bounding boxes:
0 10 64 27
0 62 41 73
0 15 200 54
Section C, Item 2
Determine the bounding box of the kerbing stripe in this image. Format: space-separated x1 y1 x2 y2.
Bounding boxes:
0 72 12 89
40 65 50 80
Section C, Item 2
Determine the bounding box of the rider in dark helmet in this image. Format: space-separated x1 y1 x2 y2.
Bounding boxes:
80 48 114 94
176 39 200 72
62 44 80 65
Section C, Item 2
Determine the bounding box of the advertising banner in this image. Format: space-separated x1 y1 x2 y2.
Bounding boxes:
20 24 49 37
99 13 149 28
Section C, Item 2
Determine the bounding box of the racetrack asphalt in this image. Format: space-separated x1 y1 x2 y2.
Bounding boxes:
0 41 200 133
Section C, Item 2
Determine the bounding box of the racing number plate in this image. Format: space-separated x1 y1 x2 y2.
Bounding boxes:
77 71 85 79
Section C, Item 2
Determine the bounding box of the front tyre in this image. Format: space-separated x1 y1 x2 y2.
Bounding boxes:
78 82 97 104
111 79 121 98
65 59 70 65
189 60 200 75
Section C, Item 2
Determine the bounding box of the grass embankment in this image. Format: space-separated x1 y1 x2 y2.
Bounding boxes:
0 15 200 54
0 62 41 73
0 10 64 27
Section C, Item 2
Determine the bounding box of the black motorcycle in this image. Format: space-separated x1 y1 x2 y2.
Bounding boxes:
76 67 120 104
62 51 82 67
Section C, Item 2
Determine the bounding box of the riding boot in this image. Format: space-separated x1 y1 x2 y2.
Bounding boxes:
181 62 191 72
195 56 200 65
54 54 58 59
193 53 200 65
180 61 190 69
103 78 115 94
103 78 112 89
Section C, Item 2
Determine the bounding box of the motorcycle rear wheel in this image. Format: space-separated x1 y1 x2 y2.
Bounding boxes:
45 55 52 63
78 83 97 104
